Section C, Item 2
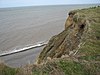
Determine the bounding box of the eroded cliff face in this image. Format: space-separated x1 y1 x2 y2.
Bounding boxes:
37 11 89 64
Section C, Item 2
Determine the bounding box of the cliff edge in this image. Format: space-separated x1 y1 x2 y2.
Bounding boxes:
37 10 88 64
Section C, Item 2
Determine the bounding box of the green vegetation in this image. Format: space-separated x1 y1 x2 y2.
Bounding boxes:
58 60 87 75
32 57 100 75
0 63 18 75
77 6 100 62
58 59 100 75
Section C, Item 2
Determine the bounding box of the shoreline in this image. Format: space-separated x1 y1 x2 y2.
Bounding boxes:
0 42 47 57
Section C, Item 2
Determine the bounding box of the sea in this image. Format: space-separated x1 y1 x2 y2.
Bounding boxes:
0 4 99 67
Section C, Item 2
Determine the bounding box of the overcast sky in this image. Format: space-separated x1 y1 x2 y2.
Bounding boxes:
0 0 100 8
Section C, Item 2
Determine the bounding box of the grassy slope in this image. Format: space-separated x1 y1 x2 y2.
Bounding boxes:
0 63 18 75
77 6 100 61
0 6 100 75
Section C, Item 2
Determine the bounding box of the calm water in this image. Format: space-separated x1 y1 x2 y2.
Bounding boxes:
0 4 99 67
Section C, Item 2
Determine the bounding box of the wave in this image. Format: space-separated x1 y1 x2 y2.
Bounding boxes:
0 41 47 57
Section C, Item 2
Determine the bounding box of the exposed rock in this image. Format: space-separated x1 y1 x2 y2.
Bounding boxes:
37 11 88 64
65 11 76 30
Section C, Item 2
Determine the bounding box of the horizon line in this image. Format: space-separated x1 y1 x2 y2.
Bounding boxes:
0 3 99 9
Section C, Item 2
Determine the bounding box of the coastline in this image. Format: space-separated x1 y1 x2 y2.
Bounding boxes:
0 4 99 68
0 41 47 57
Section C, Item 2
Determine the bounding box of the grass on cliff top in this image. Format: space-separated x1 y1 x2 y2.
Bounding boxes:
77 6 100 61
58 59 100 75
32 58 100 75
58 60 87 75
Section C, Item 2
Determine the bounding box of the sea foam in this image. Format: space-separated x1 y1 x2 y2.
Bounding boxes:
0 41 47 57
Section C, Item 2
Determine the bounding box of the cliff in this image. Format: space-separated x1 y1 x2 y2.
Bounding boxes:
34 6 100 75
0 6 100 75
37 10 88 64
